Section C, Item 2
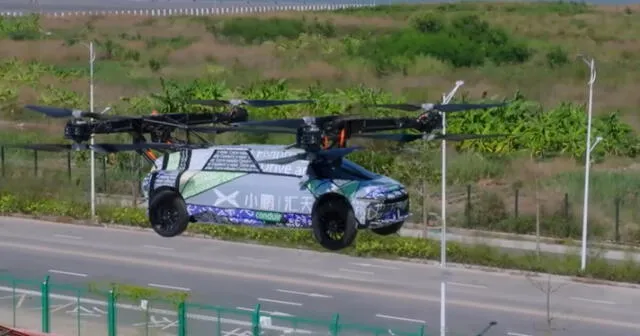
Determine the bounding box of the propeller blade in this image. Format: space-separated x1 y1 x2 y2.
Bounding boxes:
189 126 297 135
353 133 423 142
354 133 508 143
189 99 315 108
5 143 77 152
233 115 342 129
434 133 508 141
24 105 107 120
259 153 307 165
366 102 507 113
365 103 422 112
258 147 362 165
90 143 190 153
435 103 507 113
316 146 362 160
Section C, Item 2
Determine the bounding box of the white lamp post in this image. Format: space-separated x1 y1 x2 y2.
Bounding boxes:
577 55 597 271
439 80 465 336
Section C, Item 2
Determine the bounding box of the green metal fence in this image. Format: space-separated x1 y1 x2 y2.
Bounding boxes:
0 273 427 336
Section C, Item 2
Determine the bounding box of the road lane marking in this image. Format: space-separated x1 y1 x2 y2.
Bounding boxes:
237 306 294 317
376 314 425 324
276 289 332 298
48 269 88 277
0 285 311 334
53 234 83 240
448 282 488 289
237 256 271 263
142 245 174 251
570 296 616 305
338 268 374 275
507 332 532 336
2 240 639 331
148 283 191 292
258 298 302 306
350 262 399 270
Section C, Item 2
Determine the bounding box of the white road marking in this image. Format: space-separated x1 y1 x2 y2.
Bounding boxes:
276 289 332 298
570 297 616 305
338 268 374 275
236 306 294 317
350 262 399 270
48 269 88 277
376 314 426 324
237 256 271 263
142 245 175 251
448 281 488 289
16 293 26 308
257 298 302 306
148 283 191 292
507 332 533 336
0 285 312 334
53 234 83 240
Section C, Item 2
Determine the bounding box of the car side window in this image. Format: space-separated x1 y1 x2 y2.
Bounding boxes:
202 149 261 173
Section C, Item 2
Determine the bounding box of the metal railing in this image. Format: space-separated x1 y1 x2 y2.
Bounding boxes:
0 274 427 336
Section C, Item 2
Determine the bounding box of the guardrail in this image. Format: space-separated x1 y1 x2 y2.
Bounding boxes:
0 273 429 336
0 2 375 18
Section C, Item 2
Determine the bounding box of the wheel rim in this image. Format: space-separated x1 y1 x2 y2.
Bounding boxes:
155 203 179 233
320 203 346 241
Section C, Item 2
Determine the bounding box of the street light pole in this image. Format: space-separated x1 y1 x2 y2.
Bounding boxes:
88 41 96 220
439 80 464 336
578 55 596 271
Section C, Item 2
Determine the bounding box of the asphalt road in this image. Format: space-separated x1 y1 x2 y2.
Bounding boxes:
0 217 639 336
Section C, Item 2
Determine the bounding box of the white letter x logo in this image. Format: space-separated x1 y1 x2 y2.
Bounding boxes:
214 189 239 207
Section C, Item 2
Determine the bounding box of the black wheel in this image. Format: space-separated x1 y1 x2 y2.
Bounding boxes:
148 189 190 238
371 222 404 236
312 197 358 251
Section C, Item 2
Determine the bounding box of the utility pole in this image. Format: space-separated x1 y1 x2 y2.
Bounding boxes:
439 80 464 336
577 55 601 271
89 41 96 220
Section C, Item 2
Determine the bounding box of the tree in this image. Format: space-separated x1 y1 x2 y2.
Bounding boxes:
526 274 571 335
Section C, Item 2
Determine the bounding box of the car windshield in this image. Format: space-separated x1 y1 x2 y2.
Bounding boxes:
340 160 379 180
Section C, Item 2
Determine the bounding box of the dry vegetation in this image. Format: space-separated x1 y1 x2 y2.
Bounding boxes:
1 1 640 243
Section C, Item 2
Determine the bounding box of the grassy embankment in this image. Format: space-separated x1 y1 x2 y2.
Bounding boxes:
0 2 639 246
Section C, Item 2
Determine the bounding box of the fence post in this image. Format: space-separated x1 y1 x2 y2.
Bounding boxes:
615 197 621 243
465 184 471 226
177 301 186 336
418 325 425 336
102 156 107 192
41 275 50 333
564 193 569 218
252 303 261 336
33 150 38 177
11 279 16 327
514 188 519 218
330 313 340 336
67 152 72 181
108 289 116 336
1 146 4 178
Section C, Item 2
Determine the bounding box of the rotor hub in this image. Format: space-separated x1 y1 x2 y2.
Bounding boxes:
417 111 443 132
64 121 92 143
296 125 323 152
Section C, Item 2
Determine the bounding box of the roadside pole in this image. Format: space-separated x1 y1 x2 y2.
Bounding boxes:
439 80 464 336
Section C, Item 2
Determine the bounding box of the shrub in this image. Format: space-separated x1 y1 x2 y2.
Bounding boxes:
206 17 336 44
353 13 532 73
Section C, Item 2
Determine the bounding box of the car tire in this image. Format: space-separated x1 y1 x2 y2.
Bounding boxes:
148 189 190 238
312 197 358 251
371 222 404 236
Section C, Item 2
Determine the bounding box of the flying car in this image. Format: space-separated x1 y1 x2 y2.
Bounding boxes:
11 90 509 251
